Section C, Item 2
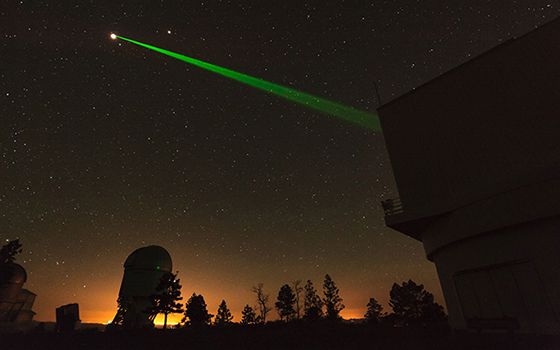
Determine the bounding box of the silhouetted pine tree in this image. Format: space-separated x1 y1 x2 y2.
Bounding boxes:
145 271 184 329
214 300 233 325
322 274 344 320
389 279 446 327
182 293 213 326
0 239 22 264
303 280 323 320
364 297 383 324
275 284 296 321
241 305 257 325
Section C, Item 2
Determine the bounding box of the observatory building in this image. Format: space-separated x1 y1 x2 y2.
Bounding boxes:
379 18 560 334
56 303 80 333
111 245 172 329
0 262 36 327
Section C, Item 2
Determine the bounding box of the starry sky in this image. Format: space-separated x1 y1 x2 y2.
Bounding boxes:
2 1 559 324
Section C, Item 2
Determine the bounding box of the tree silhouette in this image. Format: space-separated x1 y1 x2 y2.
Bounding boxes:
145 271 184 329
109 296 131 328
182 293 213 327
292 280 303 319
303 280 323 320
322 274 344 320
364 297 383 324
389 279 446 327
214 300 233 326
252 283 272 323
275 284 296 321
241 305 257 325
0 239 22 264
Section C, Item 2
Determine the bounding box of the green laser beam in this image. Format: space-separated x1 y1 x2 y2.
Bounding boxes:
116 35 380 131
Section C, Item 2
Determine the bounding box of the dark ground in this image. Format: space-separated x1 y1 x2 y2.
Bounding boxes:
1 323 560 350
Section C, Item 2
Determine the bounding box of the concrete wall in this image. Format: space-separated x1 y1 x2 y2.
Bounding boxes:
430 216 560 333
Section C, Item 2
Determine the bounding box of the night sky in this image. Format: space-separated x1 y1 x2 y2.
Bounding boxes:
2 1 559 324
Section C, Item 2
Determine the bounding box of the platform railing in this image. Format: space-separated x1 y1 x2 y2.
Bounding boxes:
381 197 404 216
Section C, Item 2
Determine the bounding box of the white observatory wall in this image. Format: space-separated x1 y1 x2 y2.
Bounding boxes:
430 217 560 334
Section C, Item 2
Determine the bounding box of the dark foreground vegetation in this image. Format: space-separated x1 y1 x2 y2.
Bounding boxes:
2 322 560 350
3 242 560 349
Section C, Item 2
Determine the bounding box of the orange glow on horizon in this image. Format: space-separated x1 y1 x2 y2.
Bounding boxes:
37 283 401 325
154 313 183 326
30 255 443 326
74 307 368 325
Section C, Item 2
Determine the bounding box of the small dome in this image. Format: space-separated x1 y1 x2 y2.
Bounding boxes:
123 245 172 272
0 263 27 284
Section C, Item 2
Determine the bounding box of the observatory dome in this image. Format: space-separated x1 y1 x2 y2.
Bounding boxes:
123 245 172 272
0 263 27 284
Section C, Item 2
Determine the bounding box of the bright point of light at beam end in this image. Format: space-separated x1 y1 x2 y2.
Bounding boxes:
110 33 117 40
